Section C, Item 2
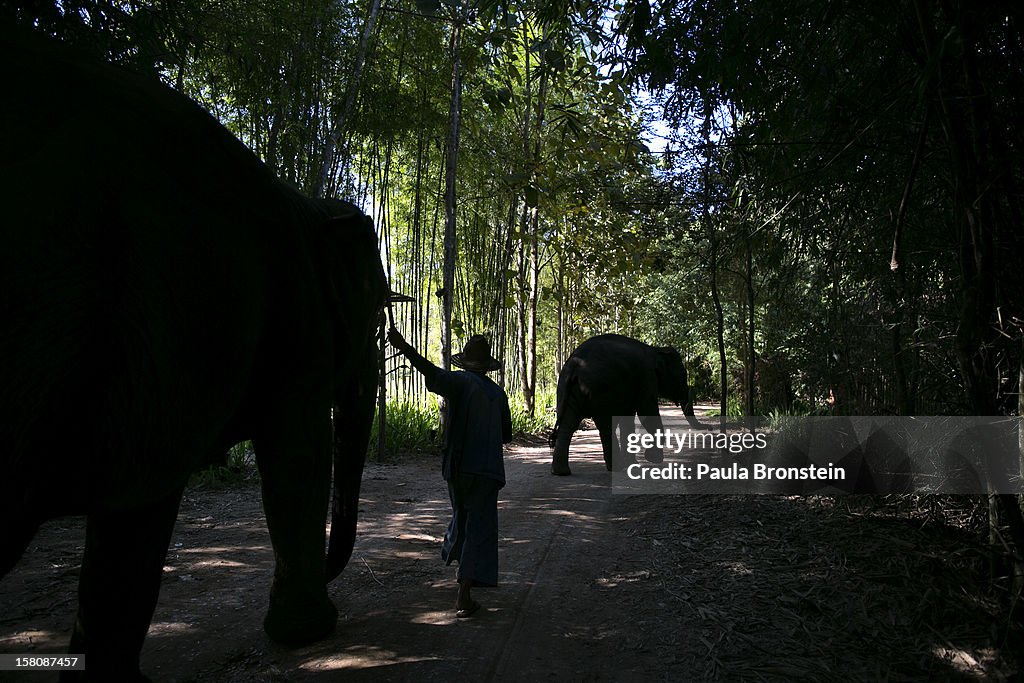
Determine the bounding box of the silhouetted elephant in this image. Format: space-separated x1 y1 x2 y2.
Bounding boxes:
550 334 704 475
0 29 387 681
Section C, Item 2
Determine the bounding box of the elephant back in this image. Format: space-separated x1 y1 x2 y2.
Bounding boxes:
558 334 662 412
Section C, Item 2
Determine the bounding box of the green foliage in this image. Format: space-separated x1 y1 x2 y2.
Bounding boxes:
370 387 555 459
23 0 1020 430
371 398 440 458
618 0 1023 416
704 396 743 419
189 441 255 489
510 386 557 434
764 406 814 432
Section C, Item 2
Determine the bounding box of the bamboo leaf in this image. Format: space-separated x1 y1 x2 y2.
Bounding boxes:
524 184 540 208
415 0 441 15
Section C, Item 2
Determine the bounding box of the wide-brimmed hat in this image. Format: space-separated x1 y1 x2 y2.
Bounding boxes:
452 335 502 372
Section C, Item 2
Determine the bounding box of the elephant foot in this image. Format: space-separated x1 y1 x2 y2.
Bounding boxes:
644 447 664 464
605 453 639 472
264 592 338 646
551 462 572 476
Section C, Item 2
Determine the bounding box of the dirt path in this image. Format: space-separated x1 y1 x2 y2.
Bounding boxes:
1 412 1019 681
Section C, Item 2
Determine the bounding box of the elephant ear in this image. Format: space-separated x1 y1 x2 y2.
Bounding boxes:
315 208 388 367
312 207 388 581
654 346 687 401
654 346 679 371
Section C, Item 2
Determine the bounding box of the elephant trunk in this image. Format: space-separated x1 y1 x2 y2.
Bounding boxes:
325 367 377 581
680 401 707 429
325 440 361 581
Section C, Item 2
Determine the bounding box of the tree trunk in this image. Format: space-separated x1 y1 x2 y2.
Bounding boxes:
314 0 382 198
744 235 755 418
523 30 550 417
711 239 727 427
438 21 463 437
497 198 517 387
514 17 533 413
409 122 426 399
557 242 565 374
888 104 930 415
516 222 528 403
701 105 725 427
524 228 539 415
376 312 386 458
922 2 1024 565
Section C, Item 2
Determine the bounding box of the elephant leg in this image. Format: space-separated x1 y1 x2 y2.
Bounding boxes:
637 410 666 464
609 415 640 471
551 405 581 476
593 415 620 471
255 405 337 646
65 488 183 682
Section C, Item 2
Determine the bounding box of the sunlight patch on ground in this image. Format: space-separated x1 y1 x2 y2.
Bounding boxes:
397 533 441 542
502 538 536 545
355 522 446 539
594 570 653 588
529 508 587 517
387 511 445 521
170 558 250 569
408 610 459 625
303 647 440 671
931 645 990 678
515 447 553 457
146 622 196 637
0 630 62 648
175 545 269 555
389 550 435 560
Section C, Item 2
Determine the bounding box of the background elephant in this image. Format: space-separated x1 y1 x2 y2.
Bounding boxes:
550 334 703 475
0 29 387 680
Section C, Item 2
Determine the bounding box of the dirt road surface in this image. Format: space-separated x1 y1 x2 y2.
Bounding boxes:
1 409 1018 681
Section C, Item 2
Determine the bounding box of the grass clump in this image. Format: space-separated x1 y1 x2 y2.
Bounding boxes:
190 440 255 489
370 397 439 458
509 386 557 435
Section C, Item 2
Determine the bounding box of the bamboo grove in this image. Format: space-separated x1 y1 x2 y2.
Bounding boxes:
167 0 665 420
7 0 1022 429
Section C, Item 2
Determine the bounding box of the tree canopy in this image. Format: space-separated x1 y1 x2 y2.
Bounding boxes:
6 0 1021 421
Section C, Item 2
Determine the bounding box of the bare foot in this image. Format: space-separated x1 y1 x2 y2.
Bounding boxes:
455 600 480 618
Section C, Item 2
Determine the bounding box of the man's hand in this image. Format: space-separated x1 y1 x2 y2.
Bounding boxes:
387 324 438 383
388 326 408 351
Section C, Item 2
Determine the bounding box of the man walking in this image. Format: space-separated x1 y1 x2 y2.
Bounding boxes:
388 328 513 617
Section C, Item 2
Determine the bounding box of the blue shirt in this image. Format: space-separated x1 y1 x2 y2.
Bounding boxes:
426 369 513 485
